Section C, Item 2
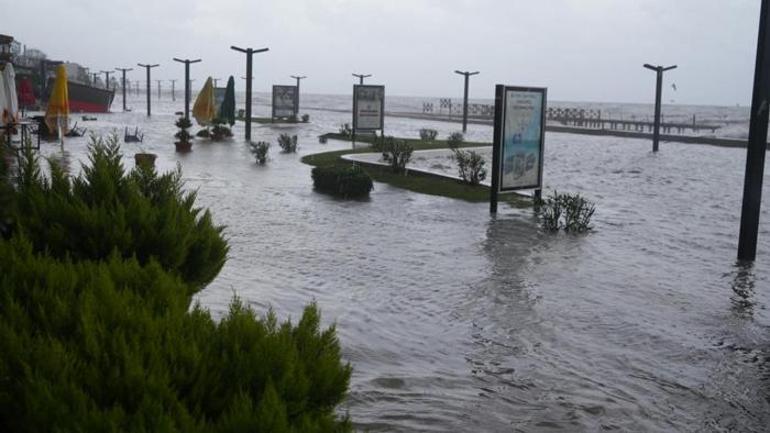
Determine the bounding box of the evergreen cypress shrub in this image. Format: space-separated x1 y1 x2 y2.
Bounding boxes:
312 165 373 198
0 135 353 432
13 136 228 291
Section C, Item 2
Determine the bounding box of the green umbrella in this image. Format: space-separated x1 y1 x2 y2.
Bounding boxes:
219 76 236 126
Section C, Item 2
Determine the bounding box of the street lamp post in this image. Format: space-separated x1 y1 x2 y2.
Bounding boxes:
454 70 479 133
100 70 113 90
115 67 133 111
172 58 202 120
137 63 160 116
738 0 770 261
290 75 306 116
352 73 371 84
643 63 677 152
231 45 269 141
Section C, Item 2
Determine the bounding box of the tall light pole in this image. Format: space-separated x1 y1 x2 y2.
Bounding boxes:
643 64 677 152
352 73 371 84
156 79 162 99
738 0 770 261
231 45 269 141
169 79 177 102
290 75 306 116
115 67 132 111
454 70 479 133
137 63 159 116
172 58 202 120
100 70 113 90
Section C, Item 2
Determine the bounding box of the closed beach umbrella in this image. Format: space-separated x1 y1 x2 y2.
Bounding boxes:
219 76 235 126
192 77 216 126
45 64 69 134
1 63 18 125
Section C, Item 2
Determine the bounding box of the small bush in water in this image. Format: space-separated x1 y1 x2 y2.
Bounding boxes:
376 135 413 173
278 133 298 153
447 131 464 151
249 141 270 164
302 114 310 122
454 149 487 185
537 191 595 232
338 123 352 137
312 164 373 198
419 128 438 142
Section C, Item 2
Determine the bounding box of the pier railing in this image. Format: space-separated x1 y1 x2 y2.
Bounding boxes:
420 100 721 135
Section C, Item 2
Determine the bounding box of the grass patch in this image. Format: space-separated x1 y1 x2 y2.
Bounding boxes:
237 117 307 125
302 134 531 206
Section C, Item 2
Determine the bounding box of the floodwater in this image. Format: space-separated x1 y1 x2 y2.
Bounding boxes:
25 92 770 432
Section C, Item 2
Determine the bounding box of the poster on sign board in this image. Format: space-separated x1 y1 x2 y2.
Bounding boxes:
272 85 298 118
353 85 384 131
496 86 546 191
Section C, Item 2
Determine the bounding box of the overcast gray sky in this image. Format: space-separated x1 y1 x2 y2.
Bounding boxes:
1 0 761 105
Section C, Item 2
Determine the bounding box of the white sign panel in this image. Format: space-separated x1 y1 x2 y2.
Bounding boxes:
498 87 546 191
272 85 297 118
353 85 384 131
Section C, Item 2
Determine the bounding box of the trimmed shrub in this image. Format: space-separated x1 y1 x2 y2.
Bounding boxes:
447 132 464 151
537 191 595 233
312 165 373 198
302 114 310 122
419 128 438 142
454 149 487 185
278 134 298 153
249 141 270 164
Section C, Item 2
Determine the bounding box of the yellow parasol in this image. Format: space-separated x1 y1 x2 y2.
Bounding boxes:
192 77 216 126
45 64 69 135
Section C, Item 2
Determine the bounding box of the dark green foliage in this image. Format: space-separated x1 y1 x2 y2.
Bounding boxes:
537 191 595 232
453 149 487 185
0 143 13 238
312 165 373 198
0 237 352 433
211 120 234 141
278 134 298 153
249 141 270 164
13 134 228 292
0 135 353 432
419 128 438 142
302 114 310 123
447 132 464 151
175 116 193 144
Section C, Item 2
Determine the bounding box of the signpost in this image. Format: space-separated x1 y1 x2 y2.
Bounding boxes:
352 84 385 145
272 85 298 121
490 85 547 214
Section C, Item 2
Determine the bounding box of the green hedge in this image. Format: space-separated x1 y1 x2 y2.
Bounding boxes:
0 136 353 433
312 165 373 198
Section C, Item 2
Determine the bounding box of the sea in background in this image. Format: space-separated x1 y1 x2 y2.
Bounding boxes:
19 91 770 432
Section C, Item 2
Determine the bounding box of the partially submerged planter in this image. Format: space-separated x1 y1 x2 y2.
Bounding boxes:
134 152 157 168
175 141 192 152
